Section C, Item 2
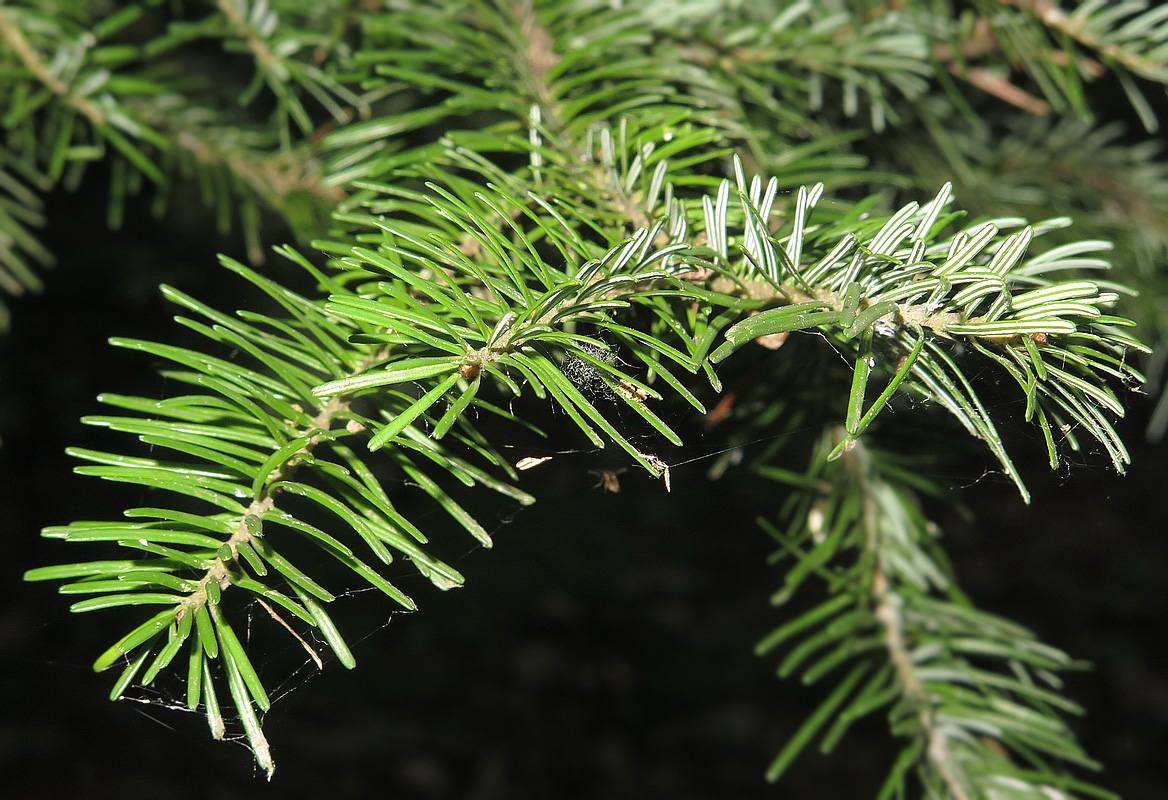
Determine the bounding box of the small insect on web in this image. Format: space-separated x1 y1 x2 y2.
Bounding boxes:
588 467 627 493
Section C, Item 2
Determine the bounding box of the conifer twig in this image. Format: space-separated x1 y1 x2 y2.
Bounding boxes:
872 563 970 800
0 7 107 124
1002 0 1168 79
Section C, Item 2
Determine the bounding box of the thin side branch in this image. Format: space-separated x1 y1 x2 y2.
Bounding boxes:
171 126 343 207
871 561 970 800
950 64 1051 115
1003 0 1168 79
508 1 655 233
0 7 107 124
216 0 281 76
177 348 389 641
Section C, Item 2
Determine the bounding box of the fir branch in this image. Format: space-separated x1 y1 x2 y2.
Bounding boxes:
1003 0 1168 82
700 168 1143 489
871 539 970 800
976 0 1168 130
0 6 107 125
669 4 933 133
17 2 1160 793
172 124 340 208
756 434 1110 796
168 348 388 778
212 0 368 137
502 4 657 234
26 244 540 775
216 0 283 80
